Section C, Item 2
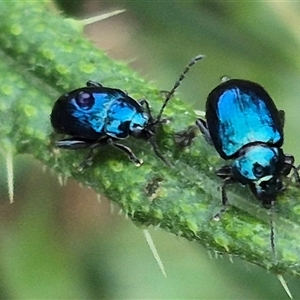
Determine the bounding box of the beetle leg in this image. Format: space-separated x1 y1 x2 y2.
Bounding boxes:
196 119 213 145
148 136 171 167
86 80 103 87
54 137 105 171
55 138 96 149
293 165 300 184
289 165 300 185
282 154 300 184
214 166 235 219
55 137 121 171
282 153 294 175
107 138 143 166
58 136 145 169
159 90 171 98
213 177 236 220
78 140 107 171
139 98 150 111
139 99 154 120
216 165 232 179
174 118 212 150
174 125 198 148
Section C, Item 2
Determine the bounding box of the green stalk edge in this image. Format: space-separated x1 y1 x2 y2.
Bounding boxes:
1 1 300 279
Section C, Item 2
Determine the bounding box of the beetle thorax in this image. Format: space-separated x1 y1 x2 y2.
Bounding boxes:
231 145 283 184
130 112 151 139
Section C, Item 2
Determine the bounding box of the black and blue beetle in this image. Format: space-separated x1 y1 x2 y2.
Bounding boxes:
197 78 300 210
51 55 204 167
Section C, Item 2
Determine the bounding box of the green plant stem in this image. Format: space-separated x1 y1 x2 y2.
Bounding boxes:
1 0 300 278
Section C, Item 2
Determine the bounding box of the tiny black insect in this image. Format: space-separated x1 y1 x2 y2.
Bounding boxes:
50 55 204 167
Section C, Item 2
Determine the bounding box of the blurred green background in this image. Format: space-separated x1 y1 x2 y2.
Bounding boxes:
1 1 300 299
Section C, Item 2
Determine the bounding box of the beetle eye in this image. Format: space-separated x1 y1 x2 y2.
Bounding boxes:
75 91 95 109
253 163 265 178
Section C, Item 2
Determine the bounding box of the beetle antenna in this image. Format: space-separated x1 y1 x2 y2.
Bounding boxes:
269 200 277 262
154 54 205 124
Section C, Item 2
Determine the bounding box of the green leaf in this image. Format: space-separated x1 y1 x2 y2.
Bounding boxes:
1 0 300 280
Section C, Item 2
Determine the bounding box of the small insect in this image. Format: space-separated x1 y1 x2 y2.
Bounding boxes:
50 55 204 167
197 78 300 254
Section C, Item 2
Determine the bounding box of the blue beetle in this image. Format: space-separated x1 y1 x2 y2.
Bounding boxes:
51 55 204 167
197 78 300 210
